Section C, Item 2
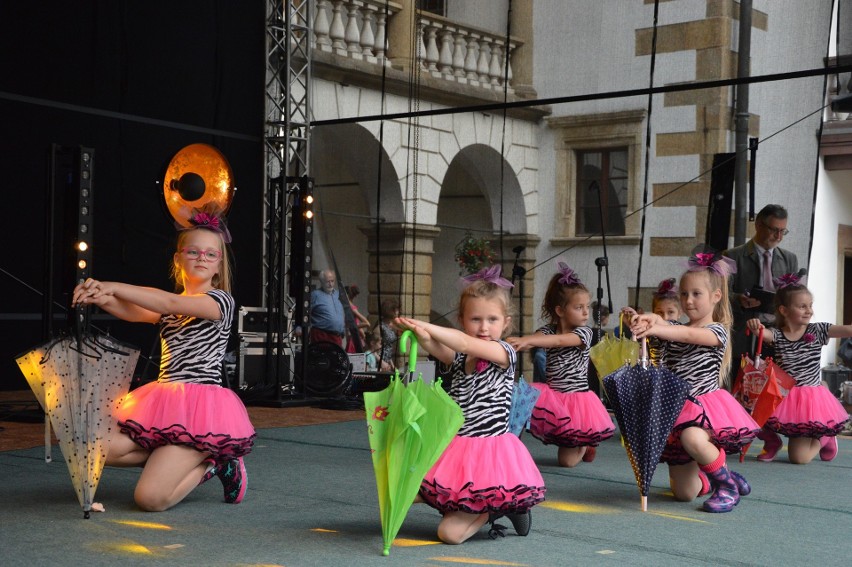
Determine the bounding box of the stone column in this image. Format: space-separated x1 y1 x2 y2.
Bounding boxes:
510 0 536 99
360 222 441 324
386 0 414 71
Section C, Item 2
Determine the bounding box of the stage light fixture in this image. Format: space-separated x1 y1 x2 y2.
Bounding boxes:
73 147 94 284
287 176 314 328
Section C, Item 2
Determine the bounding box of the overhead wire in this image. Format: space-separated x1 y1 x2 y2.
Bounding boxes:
633 0 659 309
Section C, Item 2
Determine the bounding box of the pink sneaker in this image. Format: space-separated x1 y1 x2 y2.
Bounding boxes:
756 431 782 462
819 436 838 462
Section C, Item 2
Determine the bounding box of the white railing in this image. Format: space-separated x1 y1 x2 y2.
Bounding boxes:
314 0 400 65
312 0 519 92
417 12 517 92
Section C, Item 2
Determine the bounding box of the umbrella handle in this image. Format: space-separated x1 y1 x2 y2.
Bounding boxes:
639 338 649 369
399 329 418 376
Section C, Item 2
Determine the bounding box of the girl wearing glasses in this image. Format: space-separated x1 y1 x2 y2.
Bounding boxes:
71 214 255 512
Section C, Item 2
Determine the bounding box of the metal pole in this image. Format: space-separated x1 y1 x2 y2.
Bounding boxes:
734 0 753 245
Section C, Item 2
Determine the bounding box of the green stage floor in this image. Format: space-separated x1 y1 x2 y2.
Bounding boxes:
1 418 850 566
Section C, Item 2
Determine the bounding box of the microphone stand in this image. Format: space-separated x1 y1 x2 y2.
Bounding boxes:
510 245 526 375
591 180 614 399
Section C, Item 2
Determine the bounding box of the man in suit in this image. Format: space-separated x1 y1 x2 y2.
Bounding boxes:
724 204 799 374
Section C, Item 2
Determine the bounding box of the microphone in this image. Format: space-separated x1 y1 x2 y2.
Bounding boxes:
797 268 807 277
512 245 525 255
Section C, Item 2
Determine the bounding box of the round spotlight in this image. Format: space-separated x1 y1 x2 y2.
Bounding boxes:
77 241 89 251
305 210 314 219
77 259 87 269
305 195 314 204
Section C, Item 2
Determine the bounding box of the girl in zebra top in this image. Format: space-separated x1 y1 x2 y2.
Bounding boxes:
631 250 759 513
507 262 614 467
395 266 545 544
72 215 255 511
746 274 852 463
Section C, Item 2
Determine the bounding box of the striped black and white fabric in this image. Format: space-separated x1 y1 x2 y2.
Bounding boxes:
660 321 727 397
157 289 234 385
771 322 831 387
539 324 593 393
448 340 516 438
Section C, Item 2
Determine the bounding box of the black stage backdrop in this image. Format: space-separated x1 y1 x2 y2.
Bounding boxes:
0 2 266 389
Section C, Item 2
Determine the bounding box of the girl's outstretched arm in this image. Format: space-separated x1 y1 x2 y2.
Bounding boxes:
828 323 852 339
394 317 456 365
394 317 511 368
507 331 582 352
632 313 722 347
73 280 221 322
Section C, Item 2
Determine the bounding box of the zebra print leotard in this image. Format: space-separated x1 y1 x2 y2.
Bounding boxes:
539 324 592 393
447 340 516 437
771 322 831 387
660 321 727 396
157 288 234 385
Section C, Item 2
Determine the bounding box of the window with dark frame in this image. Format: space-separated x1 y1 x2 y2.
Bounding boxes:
575 148 629 236
416 0 446 17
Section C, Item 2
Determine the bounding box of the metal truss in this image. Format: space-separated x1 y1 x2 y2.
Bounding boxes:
262 0 312 398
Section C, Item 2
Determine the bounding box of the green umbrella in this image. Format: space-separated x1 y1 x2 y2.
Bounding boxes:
364 333 463 555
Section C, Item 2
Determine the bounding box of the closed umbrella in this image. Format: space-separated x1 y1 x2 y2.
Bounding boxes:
590 313 640 379
603 339 689 511
16 330 138 517
732 327 795 460
363 333 463 555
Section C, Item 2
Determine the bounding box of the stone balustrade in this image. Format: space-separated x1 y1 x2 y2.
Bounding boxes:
417 12 518 93
312 0 519 92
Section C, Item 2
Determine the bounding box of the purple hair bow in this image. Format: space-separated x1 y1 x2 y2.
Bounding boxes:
461 265 514 288
686 250 736 278
556 261 582 286
774 272 805 289
179 211 232 243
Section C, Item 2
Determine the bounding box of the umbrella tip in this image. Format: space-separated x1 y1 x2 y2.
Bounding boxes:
382 548 390 556
641 495 647 512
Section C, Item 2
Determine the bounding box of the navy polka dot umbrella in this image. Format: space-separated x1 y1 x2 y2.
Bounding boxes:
603 339 689 511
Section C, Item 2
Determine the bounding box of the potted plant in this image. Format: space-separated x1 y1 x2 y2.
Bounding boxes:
454 232 497 275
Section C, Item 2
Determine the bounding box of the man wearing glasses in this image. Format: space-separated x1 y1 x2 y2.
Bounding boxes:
724 204 799 370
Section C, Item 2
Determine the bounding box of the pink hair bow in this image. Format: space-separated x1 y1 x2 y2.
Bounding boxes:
556 261 582 286
686 248 736 278
461 265 513 288
653 278 678 300
180 212 232 243
774 272 804 289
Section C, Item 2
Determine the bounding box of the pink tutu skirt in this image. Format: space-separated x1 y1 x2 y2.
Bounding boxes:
661 388 759 465
529 384 615 447
766 385 850 438
115 381 256 461
419 433 546 514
